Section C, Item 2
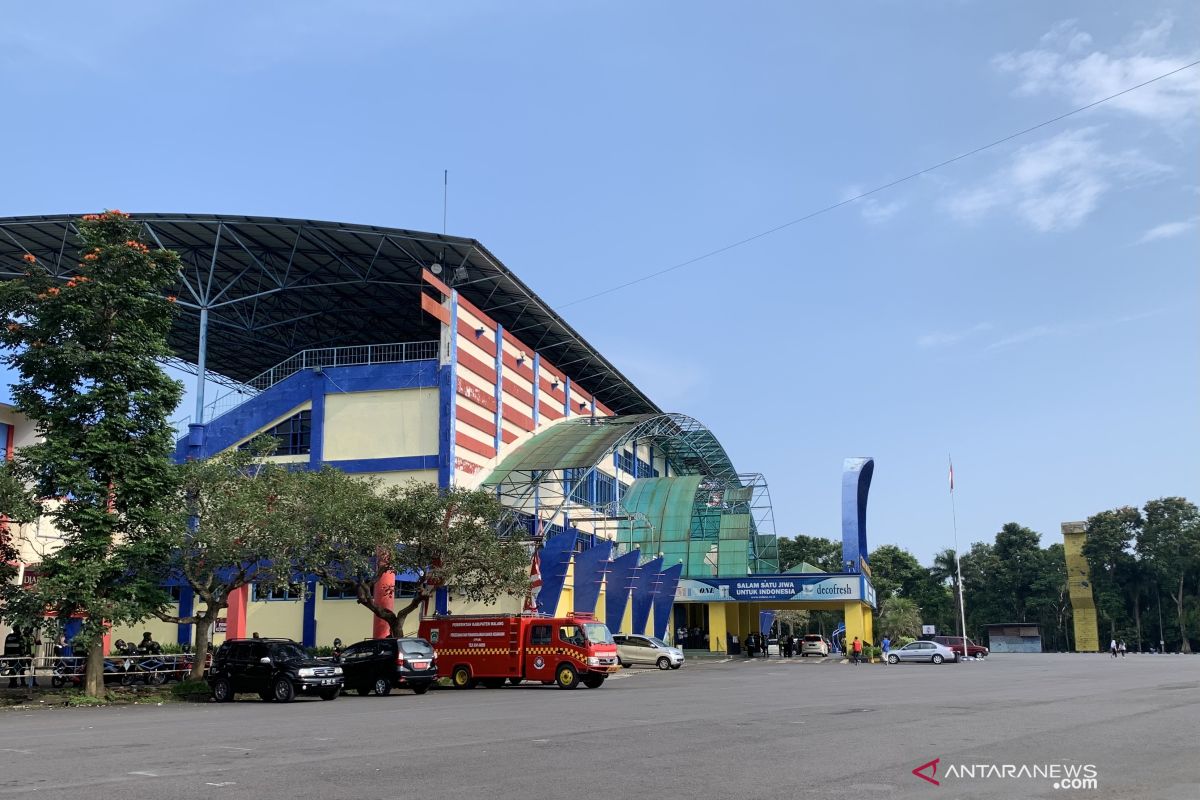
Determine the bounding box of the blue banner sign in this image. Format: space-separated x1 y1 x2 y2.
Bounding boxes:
674 574 876 607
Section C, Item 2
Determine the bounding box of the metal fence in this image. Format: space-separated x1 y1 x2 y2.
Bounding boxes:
1 653 210 692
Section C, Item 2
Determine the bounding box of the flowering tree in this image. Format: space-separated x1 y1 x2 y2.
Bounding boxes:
0 211 183 697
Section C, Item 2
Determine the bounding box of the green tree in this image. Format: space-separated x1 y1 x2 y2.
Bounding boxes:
1138 497 1199 654
0 211 183 697
777 534 842 572
0 461 41 625
1083 507 1141 642
868 544 924 603
1027 543 1072 651
154 443 306 679
877 596 922 640
993 522 1043 622
298 476 531 637
959 542 1002 642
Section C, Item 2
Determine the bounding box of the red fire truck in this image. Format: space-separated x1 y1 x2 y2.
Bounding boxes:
419 613 620 689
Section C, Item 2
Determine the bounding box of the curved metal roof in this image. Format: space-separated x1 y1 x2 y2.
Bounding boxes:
0 213 658 416
483 413 740 486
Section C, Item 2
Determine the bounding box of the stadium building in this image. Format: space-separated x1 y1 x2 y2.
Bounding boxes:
0 214 876 653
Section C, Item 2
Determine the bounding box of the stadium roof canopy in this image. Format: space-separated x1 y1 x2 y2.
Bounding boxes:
0 213 658 416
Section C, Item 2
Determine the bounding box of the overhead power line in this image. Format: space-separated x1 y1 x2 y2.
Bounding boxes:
559 58 1200 309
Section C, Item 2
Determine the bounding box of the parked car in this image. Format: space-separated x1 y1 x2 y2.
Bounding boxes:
613 635 684 670
207 638 343 702
932 635 989 658
339 637 438 696
800 634 829 657
886 640 958 664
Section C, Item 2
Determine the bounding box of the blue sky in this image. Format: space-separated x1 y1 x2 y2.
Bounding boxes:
2 2 1197 563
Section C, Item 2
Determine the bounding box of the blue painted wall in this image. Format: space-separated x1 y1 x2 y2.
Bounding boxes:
605 551 640 629
630 556 663 634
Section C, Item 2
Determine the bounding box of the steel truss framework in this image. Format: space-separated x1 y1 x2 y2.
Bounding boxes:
484 414 779 577
0 214 658 421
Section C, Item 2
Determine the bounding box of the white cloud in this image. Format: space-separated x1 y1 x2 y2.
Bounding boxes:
843 186 905 224
993 17 1200 125
946 127 1168 231
917 323 993 349
1137 217 1198 243
987 325 1059 350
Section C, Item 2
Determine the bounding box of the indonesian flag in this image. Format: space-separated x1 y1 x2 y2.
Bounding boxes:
948 457 955 493
525 549 543 612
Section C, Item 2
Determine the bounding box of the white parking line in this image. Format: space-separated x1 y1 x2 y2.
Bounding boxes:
128 771 158 777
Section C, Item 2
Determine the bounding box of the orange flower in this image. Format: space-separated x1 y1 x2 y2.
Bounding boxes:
166 295 177 303
22 253 36 264
47 287 60 297
83 253 98 261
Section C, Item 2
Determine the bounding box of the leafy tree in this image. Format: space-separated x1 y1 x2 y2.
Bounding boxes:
153 443 305 679
868 544 925 603
1083 507 1141 641
298 476 531 637
775 609 810 637
877 596 922 640
0 211 183 696
0 461 41 624
959 542 1002 641
777 534 842 572
1138 497 1199 654
1027 543 1072 651
993 522 1042 622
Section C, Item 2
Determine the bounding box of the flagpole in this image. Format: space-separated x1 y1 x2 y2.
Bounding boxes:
949 455 968 661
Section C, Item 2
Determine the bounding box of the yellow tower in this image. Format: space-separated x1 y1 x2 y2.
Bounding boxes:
1062 521 1100 652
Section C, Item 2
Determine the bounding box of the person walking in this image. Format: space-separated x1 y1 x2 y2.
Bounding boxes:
851 636 863 665
1110 638 1118 658
4 628 26 688
677 626 687 649
881 636 891 665
1119 640 1127 658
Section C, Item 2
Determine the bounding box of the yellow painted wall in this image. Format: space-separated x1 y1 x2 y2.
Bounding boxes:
1062 521 1101 652
354 469 439 490
246 599 304 642
314 596 374 645
110 613 179 649
323 388 439 460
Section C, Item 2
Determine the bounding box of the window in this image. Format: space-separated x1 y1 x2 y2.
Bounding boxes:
395 581 417 599
167 585 185 602
559 625 584 646
531 625 552 645
323 583 357 600
240 410 312 456
254 583 303 601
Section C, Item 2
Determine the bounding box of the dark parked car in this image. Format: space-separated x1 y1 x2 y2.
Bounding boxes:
339 637 438 696
931 635 989 658
207 638 343 703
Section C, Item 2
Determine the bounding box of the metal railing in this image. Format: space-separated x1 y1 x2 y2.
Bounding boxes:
172 340 440 434
1 653 212 692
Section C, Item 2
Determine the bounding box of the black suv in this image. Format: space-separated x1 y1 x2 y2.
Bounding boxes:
208 638 343 703
339 637 437 696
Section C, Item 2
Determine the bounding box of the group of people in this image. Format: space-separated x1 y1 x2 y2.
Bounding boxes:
1109 639 1128 658
674 626 708 650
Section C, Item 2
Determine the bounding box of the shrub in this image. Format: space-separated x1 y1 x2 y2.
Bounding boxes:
171 679 210 699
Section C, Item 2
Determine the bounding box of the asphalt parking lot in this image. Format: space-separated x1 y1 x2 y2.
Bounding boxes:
0 654 1195 799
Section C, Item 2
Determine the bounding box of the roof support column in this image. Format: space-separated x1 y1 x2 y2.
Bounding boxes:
192 305 209 424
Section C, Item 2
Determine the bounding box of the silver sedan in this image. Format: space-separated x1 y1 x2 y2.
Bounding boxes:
886 640 958 664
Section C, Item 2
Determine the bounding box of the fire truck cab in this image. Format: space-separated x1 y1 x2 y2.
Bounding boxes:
419 613 620 690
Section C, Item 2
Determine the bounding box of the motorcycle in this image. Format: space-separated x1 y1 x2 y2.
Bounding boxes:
114 641 167 686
